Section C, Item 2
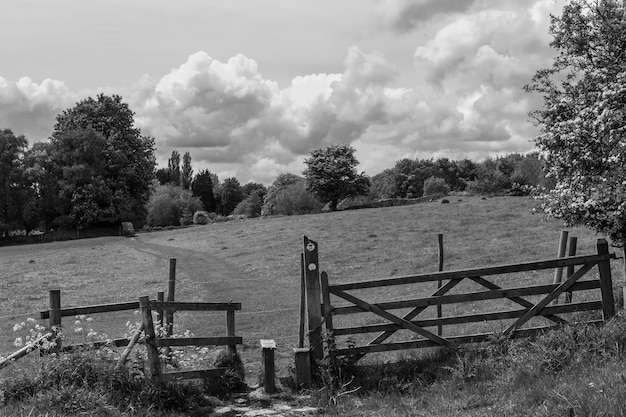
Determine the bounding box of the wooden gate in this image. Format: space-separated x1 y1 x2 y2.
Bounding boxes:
305 237 616 363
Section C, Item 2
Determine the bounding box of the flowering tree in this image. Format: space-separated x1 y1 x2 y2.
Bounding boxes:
525 0 626 245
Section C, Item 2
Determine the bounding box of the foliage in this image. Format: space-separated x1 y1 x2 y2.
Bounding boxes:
370 168 397 199
304 144 370 211
525 0 626 245
180 152 193 190
192 210 210 225
423 176 450 197
273 181 323 215
166 150 181 186
241 182 267 200
232 190 264 218
0 129 29 234
261 173 302 216
50 94 156 228
146 183 203 227
218 177 244 215
191 169 217 213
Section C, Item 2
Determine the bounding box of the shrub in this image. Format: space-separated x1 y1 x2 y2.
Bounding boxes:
121 222 135 236
233 191 264 218
146 183 204 227
273 181 323 215
423 176 450 197
193 210 210 225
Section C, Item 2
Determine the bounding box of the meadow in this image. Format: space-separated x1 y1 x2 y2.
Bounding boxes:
1 195 624 415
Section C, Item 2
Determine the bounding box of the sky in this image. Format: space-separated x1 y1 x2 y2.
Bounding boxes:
0 0 566 185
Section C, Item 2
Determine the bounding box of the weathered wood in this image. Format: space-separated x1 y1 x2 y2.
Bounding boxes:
320 271 334 337
333 301 602 336
148 301 241 311
157 292 164 327
469 276 566 324
61 337 131 352
116 324 144 369
156 336 242 347
293 347 312 387
504 262 595 335
49 289 62 352
0 332 53 370
299 253 306 349
261 339 277 393
330 287 453 348
597 238 616 321
159 368 227 382
227 309 237 353
40 301 140 319
303 236 324 360
332 280 600 315
564 237 578 304
332 253 613 291
553 230 569 287
335 320 606 357
166 258 176 338
437 233 444 337
139 296 161 384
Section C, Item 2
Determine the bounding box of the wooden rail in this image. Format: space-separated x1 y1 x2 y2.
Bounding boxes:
308 237 616 363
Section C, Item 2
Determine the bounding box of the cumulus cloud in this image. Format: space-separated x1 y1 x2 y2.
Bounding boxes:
0 76 75 141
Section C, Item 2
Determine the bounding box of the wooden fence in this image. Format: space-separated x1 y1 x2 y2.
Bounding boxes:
302 236 617 363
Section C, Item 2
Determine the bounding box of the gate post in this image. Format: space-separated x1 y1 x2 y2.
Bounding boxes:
597 239 615 321
303 236 323 360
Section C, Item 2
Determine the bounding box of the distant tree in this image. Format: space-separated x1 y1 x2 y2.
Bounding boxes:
303 144 370 211
191 169 217 212
167 151 181 186
525 0 626 246
393 158 441 198
423 176 450 197
51 94 156 227
0 129 28 234
181 152 193 190
146 183 203 227
155 167 171 185
233 190 264 218
242 182 267 200
261 173 303 216
218 177 244 215
22 142 62 230
436 158 464 191
273 181 323 215
370 168 397 199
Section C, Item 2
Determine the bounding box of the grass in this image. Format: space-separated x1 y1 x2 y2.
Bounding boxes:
1 195 625 415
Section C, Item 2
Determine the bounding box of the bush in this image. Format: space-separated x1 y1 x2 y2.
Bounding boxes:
121 222 135 236
232 191 263 218
423 176 450 197
273 181 323 215
146 183 204 228
193 210 210 225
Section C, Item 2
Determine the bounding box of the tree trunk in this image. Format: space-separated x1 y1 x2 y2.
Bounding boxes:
329 199 338 211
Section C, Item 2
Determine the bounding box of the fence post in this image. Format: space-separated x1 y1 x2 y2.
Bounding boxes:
227 302 237 354
303 236 323 360
139 296 161 386
437 233 444 336
157 291 164 327
597 239 615 321
298 253 306 349
564 236 578 304
261 339 277 393
48 289 62 352
166 259 176 337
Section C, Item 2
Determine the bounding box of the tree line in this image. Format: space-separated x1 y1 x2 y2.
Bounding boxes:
0 92 554 235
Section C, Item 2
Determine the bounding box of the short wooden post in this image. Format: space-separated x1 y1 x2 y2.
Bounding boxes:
293 347 312 388
303 236 323 360
48 289 62 352
597 239 616 321
156 291 165 327
261 339 277 393
564 236 578 304
437 233 444 336
139 296 161 386
227 304 236 354
166 259 176 337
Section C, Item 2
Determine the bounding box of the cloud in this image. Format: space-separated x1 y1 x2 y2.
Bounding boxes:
0 76 75 141
373 0 479 34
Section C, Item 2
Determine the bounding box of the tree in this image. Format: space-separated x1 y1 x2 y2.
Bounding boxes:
261 173 303 216
191 169 217 212
167 150 181 186
181 152 193 190
218 177 244 215
303 144 370 211
423 176 450 197
525 0 626 245
51 94 156 227
0 129 28 234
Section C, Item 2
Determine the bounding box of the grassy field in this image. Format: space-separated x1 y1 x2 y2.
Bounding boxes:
0 196 622 386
